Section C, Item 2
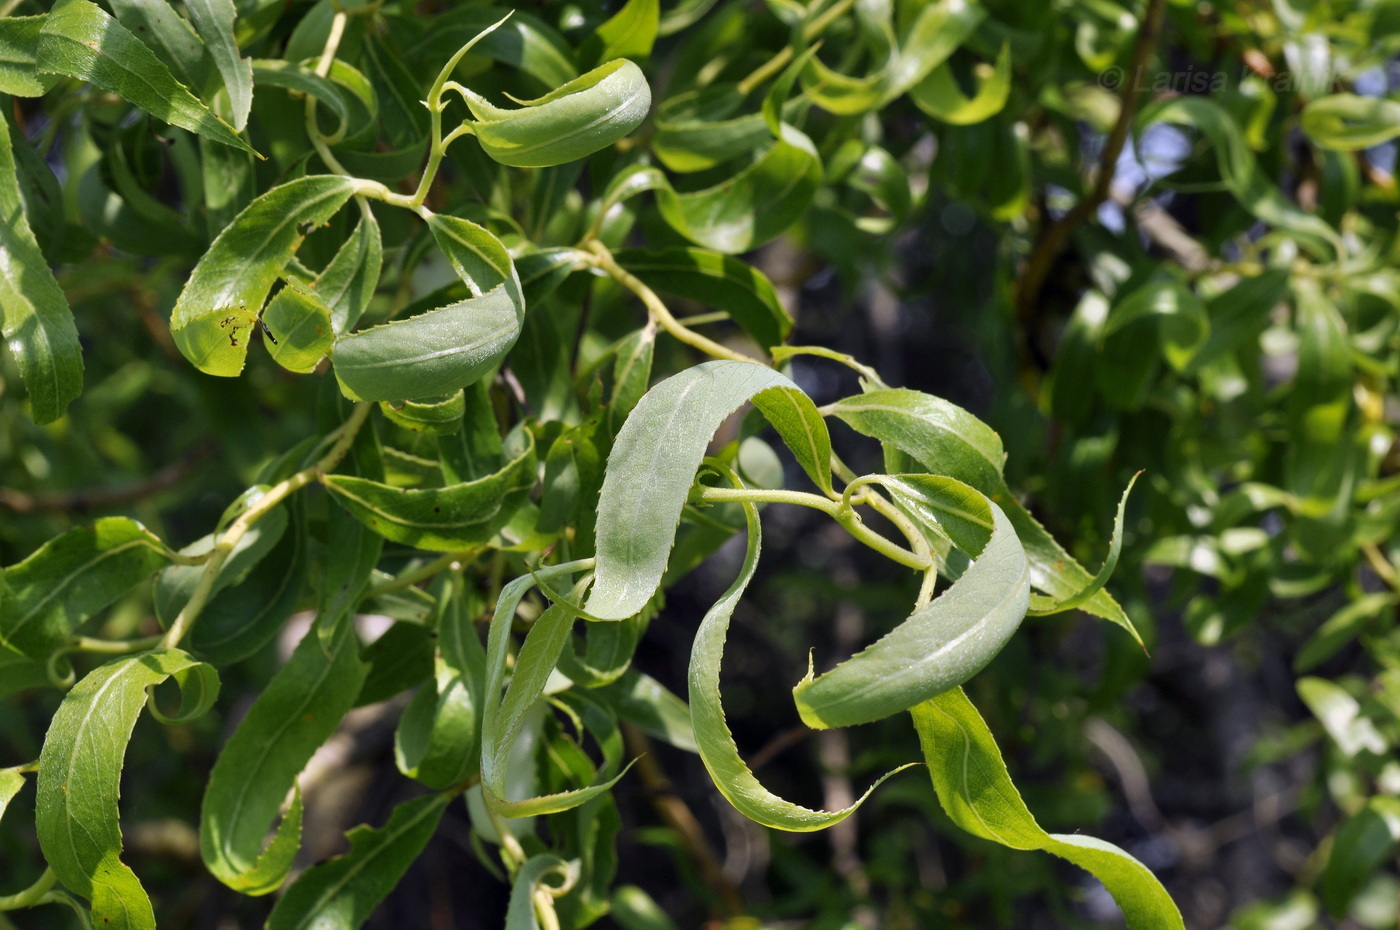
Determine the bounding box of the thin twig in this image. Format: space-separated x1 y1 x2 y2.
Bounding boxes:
0 444 213 514
621 724 744 918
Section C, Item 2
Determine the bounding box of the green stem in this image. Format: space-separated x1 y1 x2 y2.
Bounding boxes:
736 0 857 96
69 634 163 655
159 405 371 649
0 868 55 911
582 241 758 364
691 486 930 570
365 550 477 599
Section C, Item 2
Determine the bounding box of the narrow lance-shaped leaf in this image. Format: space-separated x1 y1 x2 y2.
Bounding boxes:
323 429 536 550
0 113 82 424
186 0 252 131
172 175 358 376
266 793 451 930
36 0 256 155
200 620 367 894
332 214 522 403
588 360 833 620
690 488 910 829
37 650 220 930
1302 94 1400 151
1025 472 1138 616
583 0 659 64
793 481 1030 729
397 583 485 788
656 124 823 254
912 687 1185 929
380 390 466 435
318 210 382 335
830 389 1142 643
464 59 652 168
910 43 1013 125
0 518 173 662
481 564 629 817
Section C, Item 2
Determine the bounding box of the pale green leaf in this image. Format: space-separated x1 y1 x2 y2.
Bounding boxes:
831 389 1141 642
793 492 1029 729
1301 94 1400 151
588 360 832 620
36 650 219 930
912 687 1185 929
911 43 1013 125
585 0 659 63
465 59 651 168
690 492 910 829
263 284 335 374
317 211 382 334
380 390 466 435
506 856 577 930
171 175 358 376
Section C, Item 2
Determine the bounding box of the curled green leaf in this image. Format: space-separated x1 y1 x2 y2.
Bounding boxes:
588 360 832 621
37 650 220 930
691 488 911 830
793 487 1029 729
465 59 651 167
171 175 358 376
912 687 1185 929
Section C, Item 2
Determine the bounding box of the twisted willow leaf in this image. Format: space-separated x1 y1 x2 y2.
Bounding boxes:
482 569 631 817
830 389 1141 643
656 123 822 254
0 119 82 424
799 0 982 114
266 793 451 930
186 0 252 131
793 488 1029 730
912 688 1184 929
407 7 578 89
583 0 659 64
1141 96 1339 255
0 518 173 662
691 492 910 829
331 214 523 402
1301 94 1400 151
464 59 651 168
595 669 697 753
36 650 220 930
588 360 832 620
506 856 577 930
380 390 466 434
200 619 367 894
323 429 535 550
171 175 358 376
251 59 354 139
910 43 1013 125
35 0 255 155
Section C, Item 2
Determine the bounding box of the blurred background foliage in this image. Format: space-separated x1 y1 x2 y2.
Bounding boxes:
4 0 1400 926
